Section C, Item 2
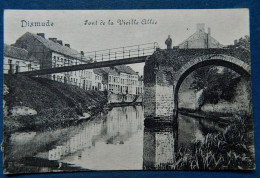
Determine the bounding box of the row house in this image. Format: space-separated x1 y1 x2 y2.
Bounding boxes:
11 32 143 93
114 66 140 95
13 32 94 90
108 69 121 94
4 44 40 74
94 72 103 91
93 66 143 95
137 75 144 94
93 67 118 92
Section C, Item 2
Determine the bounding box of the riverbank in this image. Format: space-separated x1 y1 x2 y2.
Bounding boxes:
3 74 108 134
4 105 144 174
171 114 255 170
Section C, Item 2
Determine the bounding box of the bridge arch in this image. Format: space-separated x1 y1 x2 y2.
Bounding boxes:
173 54 251 114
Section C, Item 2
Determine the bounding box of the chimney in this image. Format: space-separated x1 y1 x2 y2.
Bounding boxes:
80 51 84 56
49 38 57 43
65 44 70 48
196 23 205 33
37 33 45 38
234 39 238 45
57 40 63 45
208 27 211 36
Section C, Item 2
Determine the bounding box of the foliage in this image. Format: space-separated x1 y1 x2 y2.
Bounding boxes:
190 66 241 109
189 35 250 109
236 35 250 50
170 115 255 170
3 74 108 133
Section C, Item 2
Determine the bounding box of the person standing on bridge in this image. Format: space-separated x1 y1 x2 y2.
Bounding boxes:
165 35 172 49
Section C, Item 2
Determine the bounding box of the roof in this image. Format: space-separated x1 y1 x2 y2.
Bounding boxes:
94 66 137 76
95 67 119 76
114 65 137 75
4 43 28 60
93 68 104 75
109 69 119 76
93 67 120 84
178 30 224 48
19 32 83 60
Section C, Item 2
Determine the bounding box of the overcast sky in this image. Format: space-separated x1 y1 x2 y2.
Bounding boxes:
4 9 249 74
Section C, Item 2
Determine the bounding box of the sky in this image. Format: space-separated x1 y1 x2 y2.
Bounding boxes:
4 9 249 75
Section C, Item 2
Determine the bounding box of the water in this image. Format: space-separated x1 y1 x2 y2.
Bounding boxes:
5 106 224 172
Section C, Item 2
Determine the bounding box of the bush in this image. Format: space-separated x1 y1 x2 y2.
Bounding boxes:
171 115 255 170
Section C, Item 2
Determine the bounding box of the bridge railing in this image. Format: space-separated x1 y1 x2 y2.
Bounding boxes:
11 42 159 75
83 42 159 62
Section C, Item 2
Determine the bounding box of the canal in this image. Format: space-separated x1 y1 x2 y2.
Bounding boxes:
4 105 241 172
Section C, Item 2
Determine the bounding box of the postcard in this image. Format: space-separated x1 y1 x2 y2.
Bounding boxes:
3 9 255 174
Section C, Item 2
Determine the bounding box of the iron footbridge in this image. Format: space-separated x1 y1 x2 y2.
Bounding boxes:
18 42 159 76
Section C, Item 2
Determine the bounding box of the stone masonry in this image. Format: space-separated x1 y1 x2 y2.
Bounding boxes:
143 47 251 123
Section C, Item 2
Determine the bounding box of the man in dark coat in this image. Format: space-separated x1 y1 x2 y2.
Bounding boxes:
165 35 172 49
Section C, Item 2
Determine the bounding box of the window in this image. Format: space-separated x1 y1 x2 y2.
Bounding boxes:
8 59 12 64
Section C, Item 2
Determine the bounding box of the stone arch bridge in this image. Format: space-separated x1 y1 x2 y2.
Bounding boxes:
143 47 251 122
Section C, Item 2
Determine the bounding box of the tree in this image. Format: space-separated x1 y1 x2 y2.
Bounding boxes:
236 35 250 50
190 66 241 110
190 35 249 110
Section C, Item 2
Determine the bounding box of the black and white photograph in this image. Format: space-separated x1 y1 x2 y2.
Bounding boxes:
3 9 255 174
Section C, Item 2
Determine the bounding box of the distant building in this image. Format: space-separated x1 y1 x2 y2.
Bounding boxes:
93 72 104 91
93 66 143 95
137 75 144 95
12 32 143 94
114 66 139 95
93 67 121 94
108 69 121 94
93 68 109 91
13 32 94 90
4 43 40 74
178 23 224 49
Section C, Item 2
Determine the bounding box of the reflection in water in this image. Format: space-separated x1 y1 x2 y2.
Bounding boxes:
6 106 225 172
178 114 204 148
143 114 218 170
143 125 177 170
39 106 144 170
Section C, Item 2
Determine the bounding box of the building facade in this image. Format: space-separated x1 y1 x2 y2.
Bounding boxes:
114 66 140 95
11 32 143 94
13 32 94 90
4 44 40 74
137 76 144 95
178 23 224 49
94 66 143 95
